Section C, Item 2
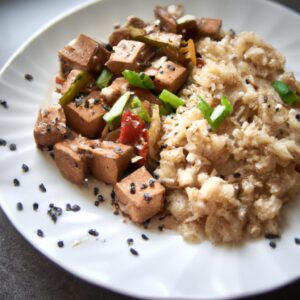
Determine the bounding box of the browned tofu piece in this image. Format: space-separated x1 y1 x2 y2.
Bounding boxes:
34 104 67 147
154 5 177 33
109 27 131 47
64 91 107 138
131 87 160 105
146 60 188 93
79 140 134 184
115 166 165 223
59 34 110 75
100 77 129 105
54 138 88 185
105 40 149 76
197 18 222 36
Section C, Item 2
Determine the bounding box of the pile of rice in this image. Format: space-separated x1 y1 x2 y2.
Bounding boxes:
155 31 300 243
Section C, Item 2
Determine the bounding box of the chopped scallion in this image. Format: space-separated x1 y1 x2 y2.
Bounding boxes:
273 80 298 105
96 68 114 89
122 70 154 89
159 89 185 109
103 92 131 129
130 96 151 123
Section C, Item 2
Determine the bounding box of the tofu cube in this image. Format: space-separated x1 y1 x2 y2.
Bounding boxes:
79 140 134 184
105 40 148 76
54 138 88 185
59 34 110 75
197 18 222 36
64 91 108 138
34 104 67 147
100 77 129 105
146 60 188 93
115 166 165 223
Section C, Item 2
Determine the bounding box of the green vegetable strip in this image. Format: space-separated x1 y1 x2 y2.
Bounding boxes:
130 96 151 123
122 70 154 90
198 96 213 119
159 103 174 116
210 105 231 130
159 89 185 109
273 80 299 105
59 71 93 106
96 68 114 89
197 95 233 131
103 92 131 129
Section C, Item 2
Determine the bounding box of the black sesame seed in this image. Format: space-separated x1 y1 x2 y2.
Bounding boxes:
149 179 155 187
49 203 54 208
47 205 62 223
130 185 136 194
127 238 134 246
57 241 64 248
93 187 99 196
39 183 46 193
16 202 23 211
0 100 8 109
37 229 44 238
130 182 135 187
245 79 250 84
153 173 160 180
233 172 241 179
143 219 150 229
97 194 105 203
140 183 148 190
275 107 280 112
269 241 276 249
13 178 20 186
130 248 139 256
88 229 99 237
167 64 176 71
265 233 280 240
71 204 81 212
159 70 164 74
141 234 149 241
113 210 119 215
295 114 300 121
294 238 300 245
158 225 164 232
33 203 39 211
24 74 34 81
22 163 29 173
65 203 71 211
111 190 116 205
263 95 268 103
104 43 113 51
143 193 152 202
160 143 168 150
0 139 7 146
94 200 100 207
9 143 17 151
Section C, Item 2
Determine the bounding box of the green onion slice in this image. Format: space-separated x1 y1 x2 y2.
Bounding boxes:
96 68 114 89
130 96 151 123
159 89 185 109
122 70 154 89
59 71 93 106
197 95 233 131
273 80 298 105
103 92 131 129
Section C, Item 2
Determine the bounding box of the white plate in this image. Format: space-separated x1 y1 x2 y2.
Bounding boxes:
1 0 300 299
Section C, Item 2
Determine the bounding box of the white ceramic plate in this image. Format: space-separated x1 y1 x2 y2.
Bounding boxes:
1 0 300 299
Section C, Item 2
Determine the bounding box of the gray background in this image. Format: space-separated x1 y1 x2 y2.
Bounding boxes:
0 0 300 299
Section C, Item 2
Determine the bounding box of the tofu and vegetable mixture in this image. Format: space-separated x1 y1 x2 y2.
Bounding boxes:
33 4 300 244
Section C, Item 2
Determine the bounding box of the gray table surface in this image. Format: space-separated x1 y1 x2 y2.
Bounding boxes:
1 0 300 299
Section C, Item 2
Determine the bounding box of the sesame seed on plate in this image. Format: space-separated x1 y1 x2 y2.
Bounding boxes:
130 248 139 256
13 178 20 186
57 241 64 248
37 229 44 238
16 202 23 211
141 234 149 241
